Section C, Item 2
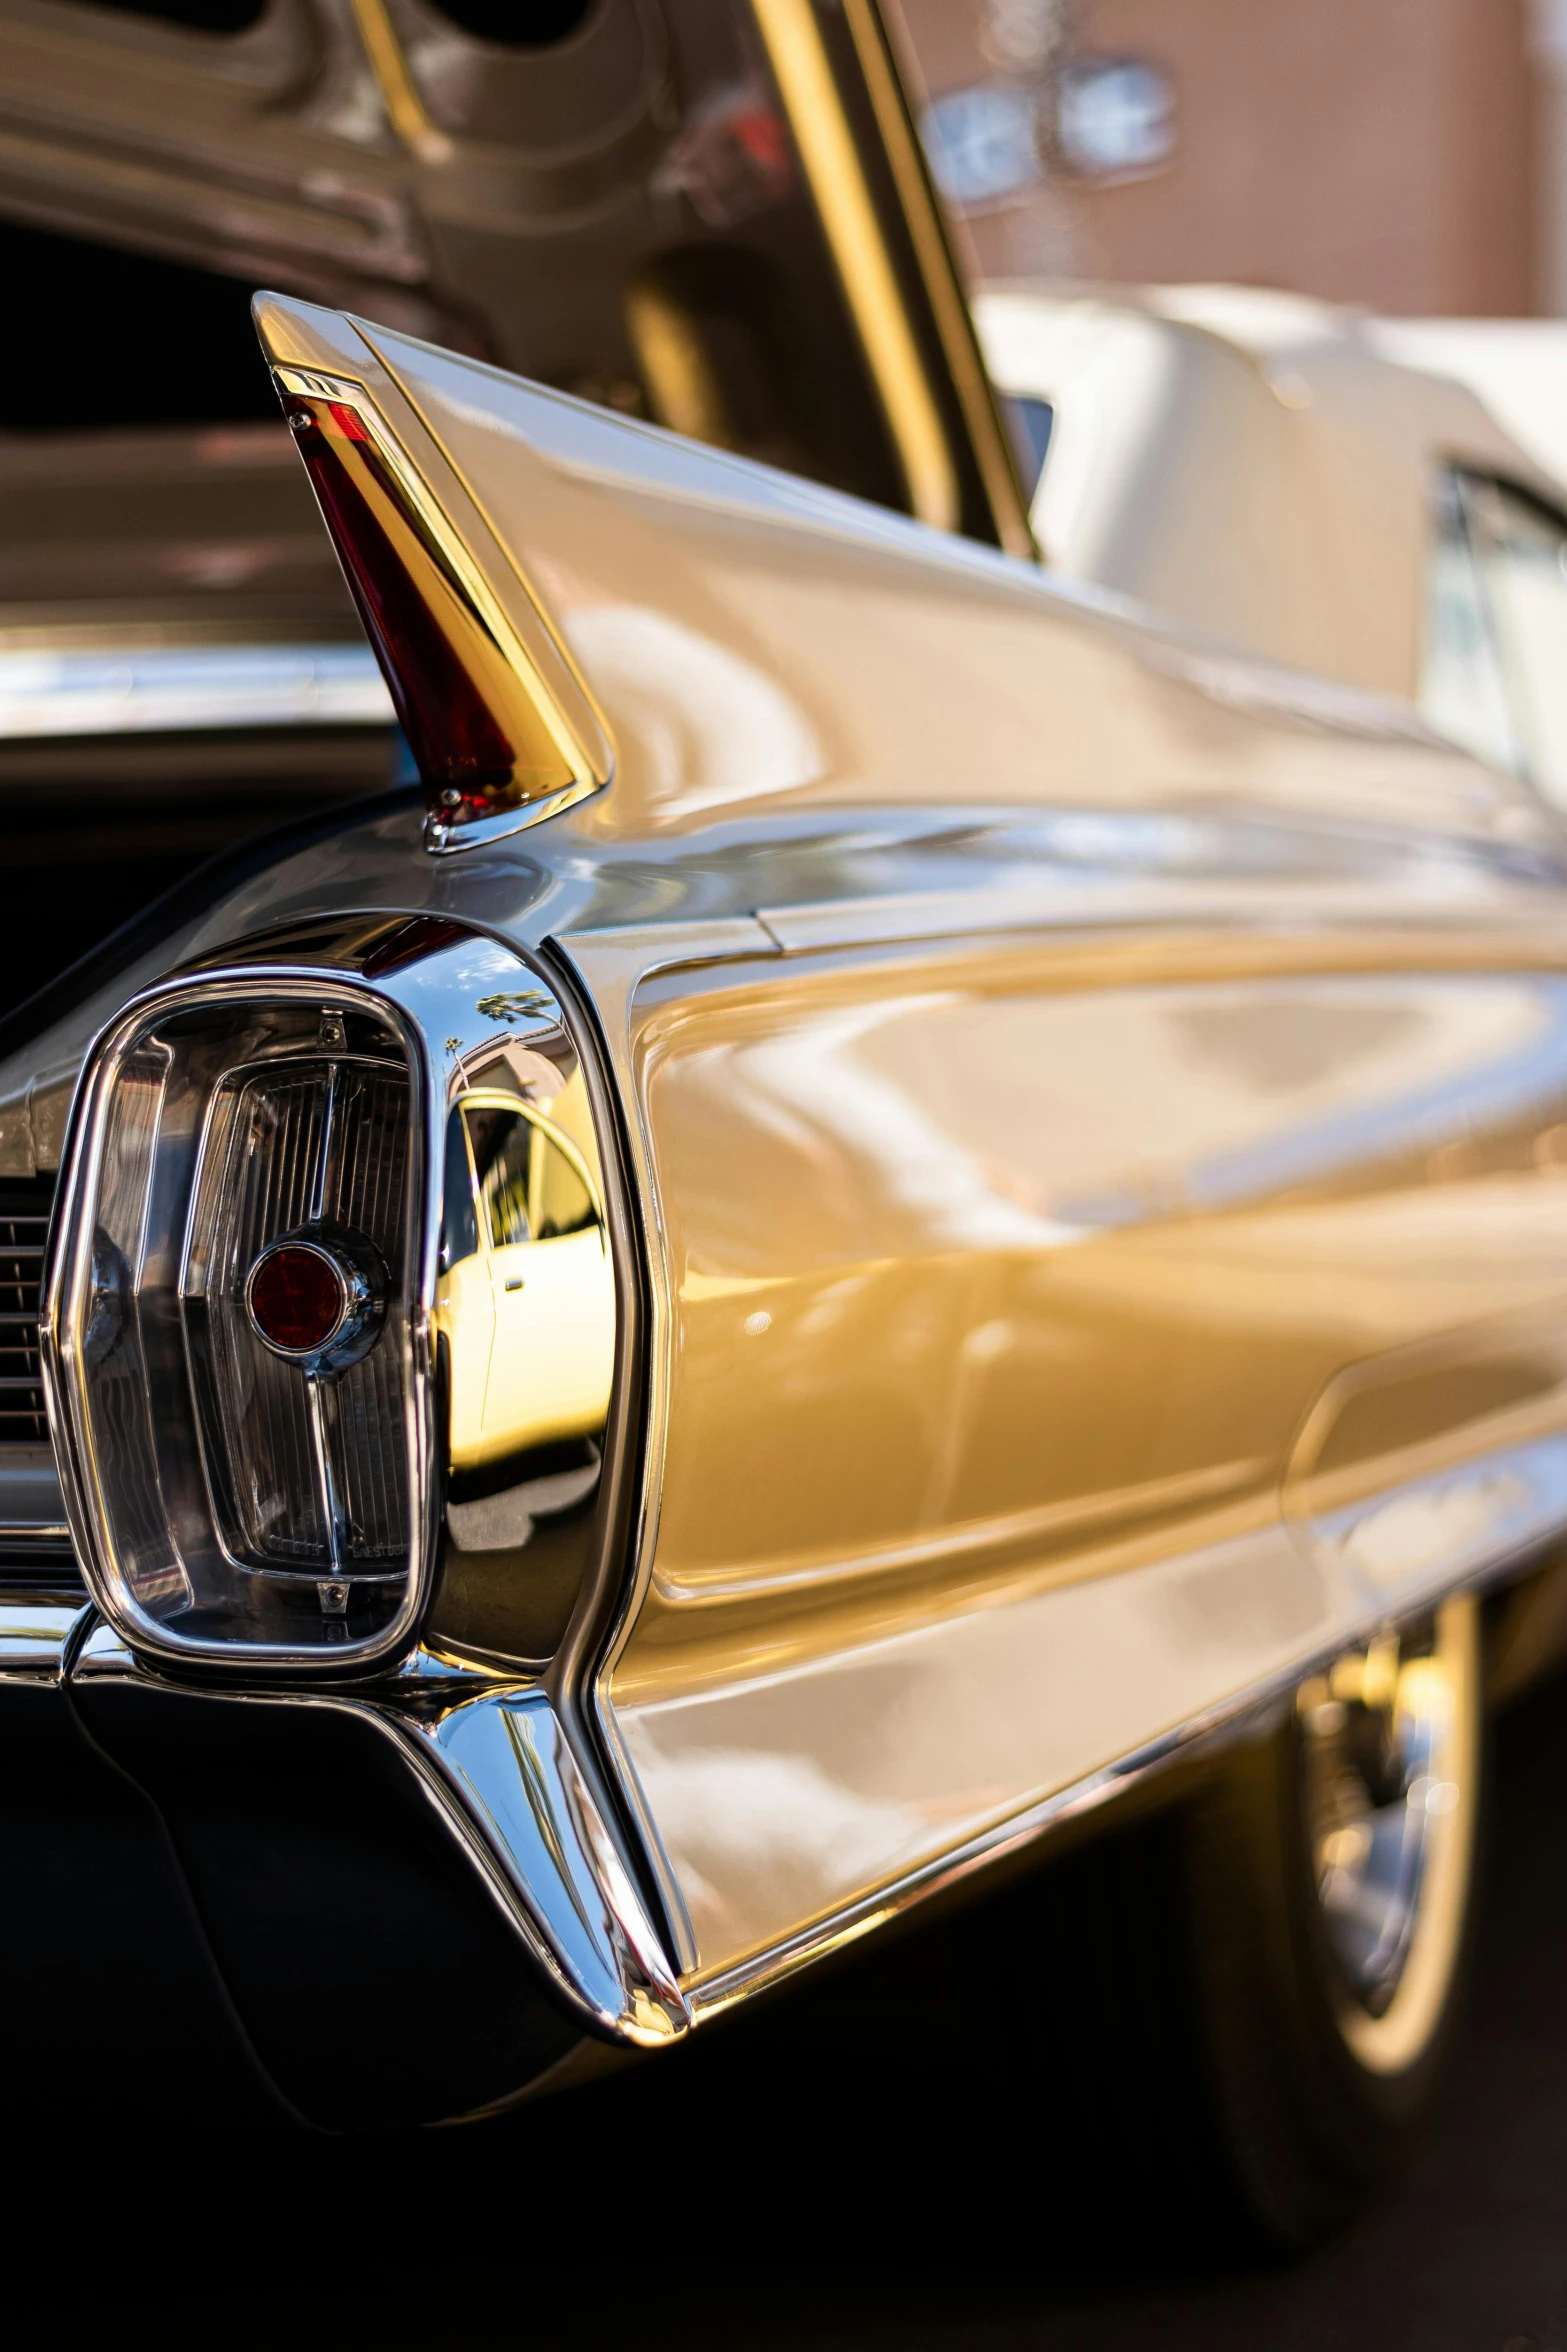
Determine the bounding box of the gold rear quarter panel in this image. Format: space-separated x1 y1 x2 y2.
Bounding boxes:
595 929 1567 1982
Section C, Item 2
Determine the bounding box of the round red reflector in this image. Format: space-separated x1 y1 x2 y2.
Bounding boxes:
246 1243 347 1355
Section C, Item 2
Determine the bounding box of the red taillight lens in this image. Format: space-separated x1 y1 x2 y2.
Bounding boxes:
282 394 572 831
247 1241 347 1355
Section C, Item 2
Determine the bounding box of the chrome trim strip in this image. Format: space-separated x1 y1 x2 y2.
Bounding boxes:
553 919 783 1976
750 0 958 532
421 782 605 856
0 1596 91 1683
0 643 394 740
400 1681 689 2045
753 870 1538 954
42 968 435 1676
67 1634 688 2047
0 1521 72 1543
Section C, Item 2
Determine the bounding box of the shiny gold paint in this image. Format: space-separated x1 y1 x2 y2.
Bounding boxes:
594 934 1567 1976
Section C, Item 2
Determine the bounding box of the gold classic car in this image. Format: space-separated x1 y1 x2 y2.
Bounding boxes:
3 0 1566 2250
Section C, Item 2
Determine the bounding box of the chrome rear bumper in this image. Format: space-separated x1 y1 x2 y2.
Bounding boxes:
2 1596 685 2127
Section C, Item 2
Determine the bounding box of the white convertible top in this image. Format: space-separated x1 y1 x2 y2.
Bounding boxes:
974 282 1567 701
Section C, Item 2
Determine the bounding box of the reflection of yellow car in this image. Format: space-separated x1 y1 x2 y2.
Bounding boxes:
436 1089 613 1471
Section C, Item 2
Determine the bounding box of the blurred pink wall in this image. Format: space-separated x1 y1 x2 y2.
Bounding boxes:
901 0 1538 315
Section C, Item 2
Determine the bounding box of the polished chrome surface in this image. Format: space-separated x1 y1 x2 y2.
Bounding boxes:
408 1679 688 2046
0 1180 50 1442
751 0 956 533
0 642 392 740
0 1596 89 1683
0 1435 82 1596
188 1048 408 1589
244 1233 382 1371
64 1628 687 2049
47 978 421 1661
838 0 1035 558
0 1444 63 1530
440 1087 613 1475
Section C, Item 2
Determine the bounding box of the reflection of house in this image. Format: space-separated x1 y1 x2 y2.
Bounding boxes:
894 0 1543 317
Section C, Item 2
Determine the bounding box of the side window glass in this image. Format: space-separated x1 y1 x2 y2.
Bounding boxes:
1463 475 1567 809
1000 394 1053 504
466 1107 533 1250
438 1108 479 1271
1419 471 1520 779
530 1123 598 1240
463 1103 601 1249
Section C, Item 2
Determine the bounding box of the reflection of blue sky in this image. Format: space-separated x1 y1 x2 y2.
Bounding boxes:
382 936 570 1102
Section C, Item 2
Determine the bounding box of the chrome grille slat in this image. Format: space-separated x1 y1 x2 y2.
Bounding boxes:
0 1180 53 1441
205 1067 331 1567
188 1053 410 1575
329 1064 410 1561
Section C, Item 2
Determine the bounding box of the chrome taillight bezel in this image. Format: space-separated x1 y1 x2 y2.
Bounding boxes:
42 921 596 1677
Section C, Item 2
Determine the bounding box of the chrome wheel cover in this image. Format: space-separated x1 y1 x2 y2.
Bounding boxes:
1298 1594 1480 2076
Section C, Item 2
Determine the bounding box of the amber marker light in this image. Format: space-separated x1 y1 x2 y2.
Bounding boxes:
274 378 600 849
247 1241 349 1358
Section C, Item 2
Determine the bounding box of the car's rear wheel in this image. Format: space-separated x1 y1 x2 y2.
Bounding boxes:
1184 1592 1484 2245
944 1592 1485 2255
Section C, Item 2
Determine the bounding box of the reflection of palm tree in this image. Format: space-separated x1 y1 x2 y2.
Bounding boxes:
476 990 555 1024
